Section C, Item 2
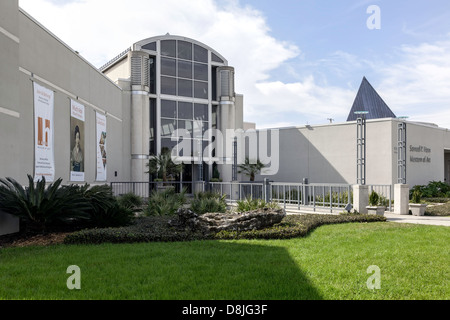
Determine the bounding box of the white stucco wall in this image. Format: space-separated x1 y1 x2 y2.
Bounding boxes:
0 3 131 235
0 4 130 186
254 118 450 187
405 122 450 187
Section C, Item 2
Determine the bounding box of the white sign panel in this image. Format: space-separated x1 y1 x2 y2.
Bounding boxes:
96 112 107 181
33 82 55 182
70 99 85 181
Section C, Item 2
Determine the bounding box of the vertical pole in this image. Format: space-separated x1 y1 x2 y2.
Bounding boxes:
232 137 237 181
303 178 309 205
323 185 325 208
240 184 242 200
329 185 332 212
313 186 316 212
397 122 407 184
389 185 392 212
356 115 367 185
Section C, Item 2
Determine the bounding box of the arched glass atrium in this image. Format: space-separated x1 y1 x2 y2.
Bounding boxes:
101 35 241 182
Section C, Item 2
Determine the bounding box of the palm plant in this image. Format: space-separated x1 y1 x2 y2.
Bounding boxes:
78 184 134 227
238 157 266 181
0 175 91 231
190 191 227 214
145 187 187 216
146 148 182 182
236 197 280 212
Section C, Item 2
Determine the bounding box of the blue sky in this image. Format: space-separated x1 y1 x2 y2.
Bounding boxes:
19 0 450 129
240 0 450 82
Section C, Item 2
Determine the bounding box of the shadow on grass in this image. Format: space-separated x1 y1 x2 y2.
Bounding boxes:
142 241 323 300
0 240 323 300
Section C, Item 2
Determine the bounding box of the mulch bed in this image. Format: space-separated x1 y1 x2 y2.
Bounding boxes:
0 222 87 249
0 231 70 248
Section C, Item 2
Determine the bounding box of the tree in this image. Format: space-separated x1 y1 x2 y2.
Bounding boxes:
238 157 266 181
146 148 182 182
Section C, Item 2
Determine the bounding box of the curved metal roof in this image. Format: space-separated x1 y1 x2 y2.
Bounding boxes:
133 34 228 65
99 34 228 72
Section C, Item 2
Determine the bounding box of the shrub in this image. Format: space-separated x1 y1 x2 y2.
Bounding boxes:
117 192 143 212
0 175 91 231
64 216 206 244
0 175 135 230
411 181 450 198
145 187 187 216
424 202 450 216
369 191 379 206
314 190 353 205
64 214 387 245
214 214 386 240
378 195 391 207
78 184 134 227
236 197 280 212
411 189 422 204
87 202 134 228
190 191 227 214
422 197 450 203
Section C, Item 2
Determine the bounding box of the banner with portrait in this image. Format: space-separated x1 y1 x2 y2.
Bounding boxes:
33 82 55 182
70 99 85 181
96 112 107 181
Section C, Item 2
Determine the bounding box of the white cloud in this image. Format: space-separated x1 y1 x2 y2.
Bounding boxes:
18 1 450 131
19 0 299 82
19 0 306 128
376 39 450 128
249 77 354 128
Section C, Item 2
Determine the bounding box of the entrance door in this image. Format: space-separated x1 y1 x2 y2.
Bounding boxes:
182 164 193 194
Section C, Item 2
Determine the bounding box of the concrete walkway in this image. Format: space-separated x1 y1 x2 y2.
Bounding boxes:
283 206 450 227
384 213 450 227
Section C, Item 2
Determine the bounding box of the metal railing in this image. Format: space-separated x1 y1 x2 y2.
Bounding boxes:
111 181 205 198
208 181 353 213
270 183 352 213
111 180 394 213
208 182 264 202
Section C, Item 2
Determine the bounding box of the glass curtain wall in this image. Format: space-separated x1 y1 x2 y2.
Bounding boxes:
158 39 212 182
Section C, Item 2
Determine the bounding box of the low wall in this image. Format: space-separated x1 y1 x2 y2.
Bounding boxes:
0 210 20 236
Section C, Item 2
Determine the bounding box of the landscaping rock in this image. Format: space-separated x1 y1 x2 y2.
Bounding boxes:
169 207 286 234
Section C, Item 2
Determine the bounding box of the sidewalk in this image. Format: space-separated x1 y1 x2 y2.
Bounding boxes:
284 206 450 227
384 213 450 227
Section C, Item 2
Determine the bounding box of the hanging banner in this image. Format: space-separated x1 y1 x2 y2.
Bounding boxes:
96 112 107 181
70 99 85 181
33 82 55 182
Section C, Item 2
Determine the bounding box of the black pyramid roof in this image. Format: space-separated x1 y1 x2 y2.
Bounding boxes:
346 77 396 121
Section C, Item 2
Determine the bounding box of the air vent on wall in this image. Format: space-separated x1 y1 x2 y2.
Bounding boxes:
218 67 235 98
220 70 230 97
143 56 149 87
131 56 142 85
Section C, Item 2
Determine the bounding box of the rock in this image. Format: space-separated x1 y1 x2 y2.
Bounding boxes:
169 207 286 234
168 208 201 231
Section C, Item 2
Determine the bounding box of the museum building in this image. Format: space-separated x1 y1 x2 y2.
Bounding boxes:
1 1 450 236
0 1 243 188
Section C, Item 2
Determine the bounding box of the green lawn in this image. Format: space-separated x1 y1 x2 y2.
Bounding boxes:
0 221 448 300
